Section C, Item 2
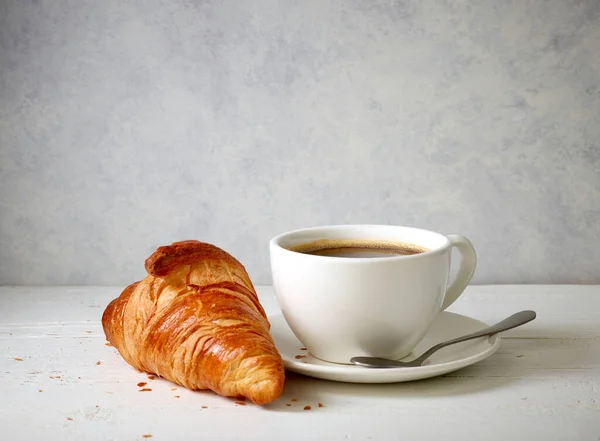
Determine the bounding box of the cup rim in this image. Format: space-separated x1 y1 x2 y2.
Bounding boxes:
269 224 451 262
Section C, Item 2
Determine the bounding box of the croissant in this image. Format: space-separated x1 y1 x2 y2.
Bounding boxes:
101 240 285 404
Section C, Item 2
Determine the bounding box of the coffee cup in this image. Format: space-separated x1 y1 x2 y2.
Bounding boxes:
269 224 477 364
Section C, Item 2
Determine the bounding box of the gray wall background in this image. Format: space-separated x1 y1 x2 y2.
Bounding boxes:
1 0 599 286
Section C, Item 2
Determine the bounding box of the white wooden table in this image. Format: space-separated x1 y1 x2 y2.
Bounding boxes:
1 285 599 441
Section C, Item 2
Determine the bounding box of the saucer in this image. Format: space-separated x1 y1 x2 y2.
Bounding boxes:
269 311 501 383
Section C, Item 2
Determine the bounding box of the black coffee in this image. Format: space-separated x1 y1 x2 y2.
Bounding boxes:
286 239 428 258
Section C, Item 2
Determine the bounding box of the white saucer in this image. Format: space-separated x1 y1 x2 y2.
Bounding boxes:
269 311 501 383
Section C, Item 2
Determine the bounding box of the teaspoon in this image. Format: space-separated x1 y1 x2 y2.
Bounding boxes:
350 310 536 368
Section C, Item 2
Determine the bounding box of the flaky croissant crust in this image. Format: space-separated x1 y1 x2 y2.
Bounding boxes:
102 240 285 404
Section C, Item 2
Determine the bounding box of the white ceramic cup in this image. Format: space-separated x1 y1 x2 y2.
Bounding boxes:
269 224 477 364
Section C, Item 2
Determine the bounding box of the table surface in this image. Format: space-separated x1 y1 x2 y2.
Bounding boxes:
1 285 599 441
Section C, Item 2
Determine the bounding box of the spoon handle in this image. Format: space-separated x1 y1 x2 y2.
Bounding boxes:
413 310 537 364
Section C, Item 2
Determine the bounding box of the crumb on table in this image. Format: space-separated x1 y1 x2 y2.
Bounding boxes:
14 357 23 361
304 406 312 410
137 382 147 387
139 388 152 392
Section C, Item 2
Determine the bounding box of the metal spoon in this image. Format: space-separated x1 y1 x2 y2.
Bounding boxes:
350 310 536 368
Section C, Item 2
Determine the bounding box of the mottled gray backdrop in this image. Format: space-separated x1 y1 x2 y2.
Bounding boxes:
1 0 599 286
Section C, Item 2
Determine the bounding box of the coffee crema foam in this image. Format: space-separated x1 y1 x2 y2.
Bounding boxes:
285 239 429 257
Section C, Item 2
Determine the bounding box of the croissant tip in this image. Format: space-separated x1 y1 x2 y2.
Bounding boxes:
144 240 228 276
246 378 286 405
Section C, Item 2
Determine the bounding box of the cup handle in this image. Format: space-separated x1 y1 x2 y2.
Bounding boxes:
441 234 477 310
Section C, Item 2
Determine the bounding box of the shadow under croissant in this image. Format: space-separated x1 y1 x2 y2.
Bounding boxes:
127 369 513 412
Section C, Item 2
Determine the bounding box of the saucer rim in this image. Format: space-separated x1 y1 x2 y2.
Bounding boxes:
268 311 502 382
